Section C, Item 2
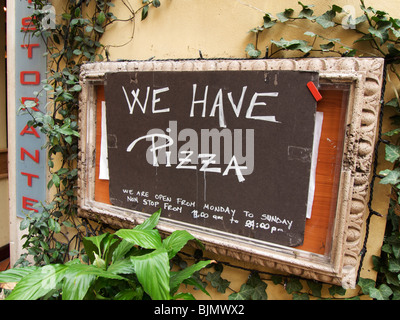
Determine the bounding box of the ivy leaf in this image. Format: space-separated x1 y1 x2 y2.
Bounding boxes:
388 258 400 273
285 277 303 294
320 41 335 51
228 284 253 300
306 280 322 297
263 13 276 28
316 10 336 28
245 43 261 58
345 14 367 27
383 129 400 137
246 272 267 300
380 168 400 185
276 8 294 23
385 144 400 163
328 284 346 296
387 44 400 64
331 5 342 13
298 2 315 20
293 292 310 300
271 38 312 53
304 31 317 37
141 5 149 20
206 270 230 293
369 284 393 300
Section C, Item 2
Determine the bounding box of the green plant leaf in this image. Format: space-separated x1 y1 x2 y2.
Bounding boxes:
141 5 149 20
385 144 400 163
83 233 109 262
206 270 230 293
388 258 400 273
134 209 161 230
285 278 303 294
298 1 315 20
112 239 135 262
320 41 335 51
316 10 336 28
306 280 322 297
62 263 127 300
130 248 171 300
369 284 393 300
0 266 38 283
245 43 261 58
114 287 144 300
276 8 294 23
170 259 214 295
271 38 312 53
107 258 136 275
163 230 195 259
328 284 346 296
246 272 267 300
263 13 276 28
6 264 68 300
172 292 196 300
380 168 400 185
383 128 400 137
115 229 162 249
97 11 106 25
293 292 310 300
228 284 253 300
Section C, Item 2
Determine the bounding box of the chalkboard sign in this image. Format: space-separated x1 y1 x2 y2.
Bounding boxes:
104 70 319 247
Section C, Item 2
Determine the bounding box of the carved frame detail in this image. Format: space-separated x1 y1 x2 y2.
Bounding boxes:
78 58 384 288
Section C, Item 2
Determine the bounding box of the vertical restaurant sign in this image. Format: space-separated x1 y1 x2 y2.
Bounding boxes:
14 0 47 218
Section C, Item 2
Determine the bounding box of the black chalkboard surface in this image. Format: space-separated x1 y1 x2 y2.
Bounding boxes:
104 70 318 247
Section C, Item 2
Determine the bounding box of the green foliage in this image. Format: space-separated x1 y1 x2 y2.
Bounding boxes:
0 211 213 300
245 0 400 300
229 272 267 300
245 0 400 59
17 0 162 268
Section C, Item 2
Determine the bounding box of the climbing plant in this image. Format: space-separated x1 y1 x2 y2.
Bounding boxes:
12 0 400 300
242 0 400 300
16 0 161 267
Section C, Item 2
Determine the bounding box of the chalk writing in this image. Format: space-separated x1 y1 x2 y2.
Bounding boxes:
105 70 319 247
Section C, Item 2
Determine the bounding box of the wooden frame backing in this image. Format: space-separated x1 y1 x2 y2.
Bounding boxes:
78 58 384 288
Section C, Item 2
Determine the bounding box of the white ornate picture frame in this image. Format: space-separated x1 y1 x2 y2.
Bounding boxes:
78 58 384 288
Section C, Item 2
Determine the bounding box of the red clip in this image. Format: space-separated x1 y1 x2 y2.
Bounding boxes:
307 81 323 102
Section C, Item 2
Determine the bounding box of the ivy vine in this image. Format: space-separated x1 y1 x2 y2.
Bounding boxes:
12 0 400 300
243 0 400 300
16 0 161 267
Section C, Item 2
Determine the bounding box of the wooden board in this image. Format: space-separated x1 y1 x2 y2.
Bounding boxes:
94 84 347 255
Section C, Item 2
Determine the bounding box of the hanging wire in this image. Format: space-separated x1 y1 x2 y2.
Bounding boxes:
357 58 388 282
